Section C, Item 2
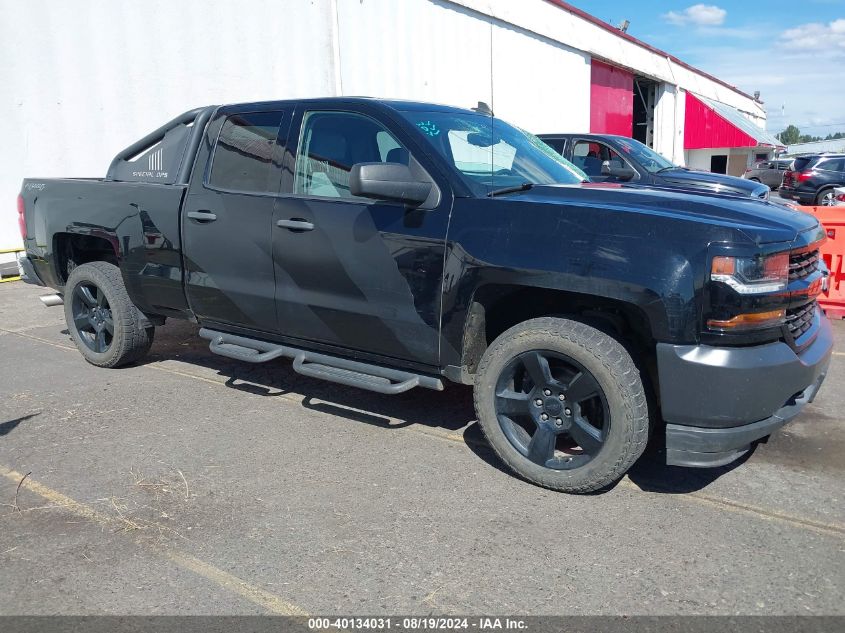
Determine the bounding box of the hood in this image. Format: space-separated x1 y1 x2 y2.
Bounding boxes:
515 183 818 244
657 168 768 197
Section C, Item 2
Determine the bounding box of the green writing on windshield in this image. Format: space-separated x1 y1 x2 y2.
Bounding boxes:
416 120 440 137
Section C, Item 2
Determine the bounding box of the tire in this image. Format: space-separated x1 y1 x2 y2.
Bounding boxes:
749 178 760 183
473 317 649 493
63 262 154 368
816 189 836 206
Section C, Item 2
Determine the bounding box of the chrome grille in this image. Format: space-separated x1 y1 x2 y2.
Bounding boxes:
789 249 820 281
786 301 817 340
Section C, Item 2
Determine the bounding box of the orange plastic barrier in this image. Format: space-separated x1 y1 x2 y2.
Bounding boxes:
799 206 845 319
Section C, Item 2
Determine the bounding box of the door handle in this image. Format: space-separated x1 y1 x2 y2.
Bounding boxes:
187 210 217 222
276 219 315 232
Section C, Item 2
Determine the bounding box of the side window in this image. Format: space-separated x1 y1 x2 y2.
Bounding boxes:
294 111 410 199
573 141 625 177
376 130 402 162
208 111 284 193
571 141 592 172
542 138 566 155
819 158 844 173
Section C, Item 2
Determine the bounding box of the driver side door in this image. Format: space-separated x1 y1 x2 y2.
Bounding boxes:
270 106 451 367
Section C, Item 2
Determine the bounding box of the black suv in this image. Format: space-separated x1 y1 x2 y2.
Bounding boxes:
539 133 770 199
780 154 845 206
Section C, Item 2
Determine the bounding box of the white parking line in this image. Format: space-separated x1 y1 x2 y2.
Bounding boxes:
1 468 309 615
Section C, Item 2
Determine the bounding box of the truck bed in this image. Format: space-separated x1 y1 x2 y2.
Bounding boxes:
21 177 190 318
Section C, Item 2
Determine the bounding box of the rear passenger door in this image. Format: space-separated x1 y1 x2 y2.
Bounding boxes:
182 106 289 332
270 105 450 366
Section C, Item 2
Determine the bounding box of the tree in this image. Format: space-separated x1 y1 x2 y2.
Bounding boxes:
777 125 845 145
777 125 802 145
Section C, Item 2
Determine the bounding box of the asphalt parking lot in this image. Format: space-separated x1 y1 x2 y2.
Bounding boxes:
1 281 843 615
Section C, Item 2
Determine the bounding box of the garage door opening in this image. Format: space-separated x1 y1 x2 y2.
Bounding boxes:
633 76 658 147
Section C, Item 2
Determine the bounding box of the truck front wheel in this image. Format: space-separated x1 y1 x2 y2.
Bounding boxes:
64 262 154 368
474 317 649 493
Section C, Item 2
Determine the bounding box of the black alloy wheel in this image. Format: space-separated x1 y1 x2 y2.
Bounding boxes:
64 261 155 367
473 317 649 493
71 281 114 353
494 350 609 469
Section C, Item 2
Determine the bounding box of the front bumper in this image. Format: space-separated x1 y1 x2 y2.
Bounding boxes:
657 316 833 467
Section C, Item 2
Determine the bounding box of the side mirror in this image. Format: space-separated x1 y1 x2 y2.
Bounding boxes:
349 162 432 205
601 161 636 181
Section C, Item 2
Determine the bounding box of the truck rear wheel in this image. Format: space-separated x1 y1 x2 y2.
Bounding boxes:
64 262 154 368
473 317 649 493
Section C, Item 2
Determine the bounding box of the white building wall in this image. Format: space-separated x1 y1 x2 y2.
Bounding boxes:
452 0 765 123
0 0 338 253
685 147 757 176
686 149 724 172
335 0 493 109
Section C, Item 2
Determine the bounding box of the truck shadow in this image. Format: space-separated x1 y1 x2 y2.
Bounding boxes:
143 320 747 494
624 433 754 494
0 412 40 438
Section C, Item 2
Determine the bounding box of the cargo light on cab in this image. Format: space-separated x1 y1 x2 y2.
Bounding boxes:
710 252 789 294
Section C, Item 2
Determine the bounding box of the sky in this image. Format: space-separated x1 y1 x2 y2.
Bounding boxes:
569 0 845 137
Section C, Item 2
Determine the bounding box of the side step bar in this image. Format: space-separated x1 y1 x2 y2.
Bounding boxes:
198 328 444 395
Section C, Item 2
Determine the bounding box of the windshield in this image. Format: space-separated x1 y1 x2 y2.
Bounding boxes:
614 137 675 173
400 111 586 195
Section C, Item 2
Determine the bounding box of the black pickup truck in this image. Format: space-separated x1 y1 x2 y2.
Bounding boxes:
18 98 832 493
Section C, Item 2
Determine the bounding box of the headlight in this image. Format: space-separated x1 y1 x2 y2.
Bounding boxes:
710 252 788 294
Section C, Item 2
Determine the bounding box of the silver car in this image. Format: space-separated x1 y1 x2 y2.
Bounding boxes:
743 158 793 189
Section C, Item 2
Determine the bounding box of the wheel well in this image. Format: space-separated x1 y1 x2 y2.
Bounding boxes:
462 285 656 376
54 233 119 282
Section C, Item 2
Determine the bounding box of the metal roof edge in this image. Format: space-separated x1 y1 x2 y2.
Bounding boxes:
545 0 758 103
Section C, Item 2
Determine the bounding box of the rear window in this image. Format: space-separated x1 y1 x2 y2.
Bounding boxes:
208 111 284 193
791 157 815 171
